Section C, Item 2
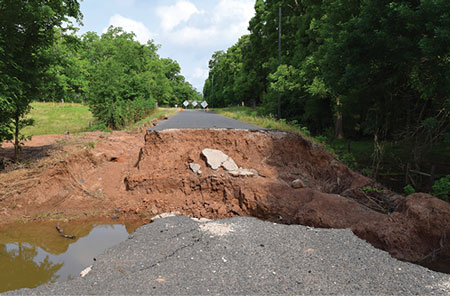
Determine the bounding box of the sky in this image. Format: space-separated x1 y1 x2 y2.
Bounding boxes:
77 0 256 92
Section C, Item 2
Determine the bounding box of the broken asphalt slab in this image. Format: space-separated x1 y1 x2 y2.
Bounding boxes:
8 216 450 295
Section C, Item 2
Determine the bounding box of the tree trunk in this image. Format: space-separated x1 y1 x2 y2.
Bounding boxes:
14 115 19 162
335 97 344 139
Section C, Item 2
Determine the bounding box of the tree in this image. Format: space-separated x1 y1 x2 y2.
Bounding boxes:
0 0 82 159
85 27 156 128
38 29 89 103
84 27 196 128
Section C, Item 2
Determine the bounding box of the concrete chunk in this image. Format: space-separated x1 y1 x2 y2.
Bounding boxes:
189 163 201 175
202 148 229 170
229 168 256 177
222 158 239 172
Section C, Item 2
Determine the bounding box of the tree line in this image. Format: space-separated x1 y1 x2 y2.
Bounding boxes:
40 27 198 128
203 0 449 192
0 0 198 159
204 0 449 142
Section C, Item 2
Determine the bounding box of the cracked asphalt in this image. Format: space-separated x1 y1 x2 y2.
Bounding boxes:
7 216 450 295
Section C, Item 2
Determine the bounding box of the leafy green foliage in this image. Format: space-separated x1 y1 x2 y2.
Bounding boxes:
204 0 449 139
85 122 111 133
78 27 196 129
204 0 449 195
403 185 416 196
38 30 89 103
83 28 156 128
269 65 300 93
362 187 383 194
341 153 358 170
0 0 82 158
433 175 450 202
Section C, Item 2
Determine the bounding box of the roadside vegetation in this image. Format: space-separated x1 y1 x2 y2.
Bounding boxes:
0 0 200 160
206 1 449 199
20 102 177 136
215 106 450 201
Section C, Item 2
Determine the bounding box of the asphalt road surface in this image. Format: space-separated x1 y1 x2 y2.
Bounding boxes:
9 216 450 295
150 110 264 131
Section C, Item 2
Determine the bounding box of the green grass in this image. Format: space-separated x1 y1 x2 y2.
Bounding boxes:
127 107 178 130
22 102 94 136
21 103 179 137
213 106 313 138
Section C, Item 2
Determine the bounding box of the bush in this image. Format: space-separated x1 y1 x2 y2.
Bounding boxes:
403 184 416 196
315 135 327 143
362 186 383 193
341 152 357 169
300 126 311 136
433 175 450 202
85 122 111 133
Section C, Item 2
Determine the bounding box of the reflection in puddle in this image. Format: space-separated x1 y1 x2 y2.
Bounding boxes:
0 223 137 293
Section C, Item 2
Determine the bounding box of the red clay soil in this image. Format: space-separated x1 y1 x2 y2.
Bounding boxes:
1 128 449 265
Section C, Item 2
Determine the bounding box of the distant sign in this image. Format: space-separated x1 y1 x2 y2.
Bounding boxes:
192 101 198 107
201 101 208 108
183 100 189 107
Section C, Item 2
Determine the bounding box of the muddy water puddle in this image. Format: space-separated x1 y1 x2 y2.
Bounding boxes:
0 220 142 293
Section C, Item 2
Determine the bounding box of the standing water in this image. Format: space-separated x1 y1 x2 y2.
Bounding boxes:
0 220 141 293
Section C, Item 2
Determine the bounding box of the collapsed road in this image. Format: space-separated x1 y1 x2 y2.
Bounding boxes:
8 216 450 295
2 109 450 294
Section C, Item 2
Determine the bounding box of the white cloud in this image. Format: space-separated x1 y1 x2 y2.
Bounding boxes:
168 26 217 46
157 1 201 32
156 0 254 48
193 67 209 79
105 14 154 44
214 0 255 23
112 0 136 9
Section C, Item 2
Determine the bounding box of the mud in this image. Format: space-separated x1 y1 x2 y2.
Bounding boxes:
1 128 449 267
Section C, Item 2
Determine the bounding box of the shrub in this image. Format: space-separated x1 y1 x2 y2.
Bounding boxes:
403 184 416 196
362 186 383 193
315 135 327 143
300 126 311 136
433 175 450 201
341 152 357 169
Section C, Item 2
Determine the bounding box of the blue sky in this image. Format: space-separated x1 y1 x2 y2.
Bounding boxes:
77 0 255 92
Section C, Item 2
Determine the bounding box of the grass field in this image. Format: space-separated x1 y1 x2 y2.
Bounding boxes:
22 102 94 136
22 102 178 136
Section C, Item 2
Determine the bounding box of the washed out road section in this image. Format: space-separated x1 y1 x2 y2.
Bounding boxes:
9 216 450 295
150 110 264 131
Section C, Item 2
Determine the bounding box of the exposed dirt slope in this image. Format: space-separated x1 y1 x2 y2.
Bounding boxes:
1 128 449 265
126 129 450 263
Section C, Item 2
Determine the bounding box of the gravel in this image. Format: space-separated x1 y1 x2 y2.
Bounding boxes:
6 216 450 295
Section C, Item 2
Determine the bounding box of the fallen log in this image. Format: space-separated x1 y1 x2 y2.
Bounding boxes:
56 224 76 239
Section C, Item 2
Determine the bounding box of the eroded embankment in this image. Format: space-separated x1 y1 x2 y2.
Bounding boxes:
126 129 450 264
1 129 449 266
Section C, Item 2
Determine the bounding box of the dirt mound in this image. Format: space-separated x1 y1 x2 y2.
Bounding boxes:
1 128 449 266
126 129 450 263
0 131 144 220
